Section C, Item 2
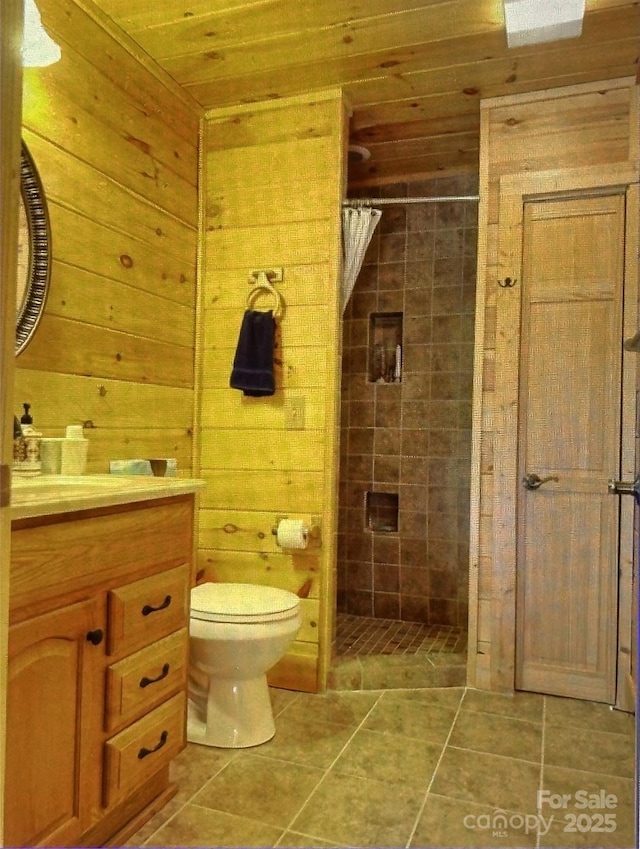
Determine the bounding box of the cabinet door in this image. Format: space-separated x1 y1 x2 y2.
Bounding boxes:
5 598 103 848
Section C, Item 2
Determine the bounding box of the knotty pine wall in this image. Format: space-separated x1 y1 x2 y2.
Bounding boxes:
197 91 347 693
468 77 640 694
15 0 200 472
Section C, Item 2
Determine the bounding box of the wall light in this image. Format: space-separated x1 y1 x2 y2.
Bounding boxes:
503 0 586 48
22 0 61 67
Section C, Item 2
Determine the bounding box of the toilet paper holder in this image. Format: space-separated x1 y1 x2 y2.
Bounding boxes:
271 515 322 547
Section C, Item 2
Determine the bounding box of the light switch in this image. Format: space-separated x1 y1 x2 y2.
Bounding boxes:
285 397 305 430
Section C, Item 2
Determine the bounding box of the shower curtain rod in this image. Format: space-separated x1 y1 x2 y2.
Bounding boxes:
342 195 479 206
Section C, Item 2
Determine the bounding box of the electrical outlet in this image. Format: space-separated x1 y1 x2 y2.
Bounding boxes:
285 397 305 430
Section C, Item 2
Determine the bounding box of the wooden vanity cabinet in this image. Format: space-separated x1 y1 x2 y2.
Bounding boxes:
7 495 196 848
5 597 104 848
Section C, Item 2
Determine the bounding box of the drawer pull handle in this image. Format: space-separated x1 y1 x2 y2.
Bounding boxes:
137 730 168 760
86 628 104 646
139 663 170 689
141 595 172 616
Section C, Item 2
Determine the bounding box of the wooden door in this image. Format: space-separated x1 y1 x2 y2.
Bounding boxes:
5 598 103 848
515 194 625 703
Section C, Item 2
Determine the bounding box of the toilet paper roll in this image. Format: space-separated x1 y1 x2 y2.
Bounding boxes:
276 518 309 550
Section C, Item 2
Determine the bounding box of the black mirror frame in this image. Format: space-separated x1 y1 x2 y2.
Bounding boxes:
16 140 51 356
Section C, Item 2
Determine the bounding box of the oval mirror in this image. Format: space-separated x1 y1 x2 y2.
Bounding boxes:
16 140 51 355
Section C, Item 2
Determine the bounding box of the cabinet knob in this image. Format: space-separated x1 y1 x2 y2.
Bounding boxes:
86 628 104 646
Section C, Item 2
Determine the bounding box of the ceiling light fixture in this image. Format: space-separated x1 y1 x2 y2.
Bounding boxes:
22 0 61 67
503 0 586 48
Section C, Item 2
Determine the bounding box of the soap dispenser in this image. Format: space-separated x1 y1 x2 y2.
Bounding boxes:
14 403 42 475
13 416 26 465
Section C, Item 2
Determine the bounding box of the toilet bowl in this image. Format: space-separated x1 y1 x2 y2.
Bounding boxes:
187 582 301 748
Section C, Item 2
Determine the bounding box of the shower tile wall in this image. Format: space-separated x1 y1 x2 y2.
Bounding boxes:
338 174 478 628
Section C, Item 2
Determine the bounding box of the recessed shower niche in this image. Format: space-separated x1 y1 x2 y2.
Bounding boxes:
369 312 403 383
365 491 399 533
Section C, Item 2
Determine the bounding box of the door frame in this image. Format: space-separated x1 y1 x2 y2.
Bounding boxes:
491 163 639 709
1 0 24 840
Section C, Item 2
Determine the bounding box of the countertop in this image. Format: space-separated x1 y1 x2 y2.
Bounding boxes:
11 474 206 520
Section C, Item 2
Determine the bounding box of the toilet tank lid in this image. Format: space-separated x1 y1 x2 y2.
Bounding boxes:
190 582 300 618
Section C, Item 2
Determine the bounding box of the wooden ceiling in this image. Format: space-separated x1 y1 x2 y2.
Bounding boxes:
89 0 639 185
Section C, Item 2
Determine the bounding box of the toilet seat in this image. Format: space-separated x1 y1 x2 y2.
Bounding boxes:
190 582 300 624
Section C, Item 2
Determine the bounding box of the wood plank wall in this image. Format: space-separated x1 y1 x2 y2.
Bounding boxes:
468 77 640 692
15 0 200 473
197 91 347 692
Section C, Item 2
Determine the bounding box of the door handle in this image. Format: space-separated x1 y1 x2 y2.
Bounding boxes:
522 473 559 490
608 475 640 501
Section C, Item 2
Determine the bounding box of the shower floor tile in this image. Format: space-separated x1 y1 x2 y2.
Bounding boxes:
336 612 467 657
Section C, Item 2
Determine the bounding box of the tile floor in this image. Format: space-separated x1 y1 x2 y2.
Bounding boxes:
125 686 636 848
330 614 468 691
335 613 467 657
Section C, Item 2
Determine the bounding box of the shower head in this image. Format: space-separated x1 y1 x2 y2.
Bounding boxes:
348 144 371 164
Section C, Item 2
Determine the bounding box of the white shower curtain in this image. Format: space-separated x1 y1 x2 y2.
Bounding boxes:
341 206 382 314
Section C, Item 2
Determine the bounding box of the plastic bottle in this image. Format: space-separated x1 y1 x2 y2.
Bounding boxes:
60 425 89 475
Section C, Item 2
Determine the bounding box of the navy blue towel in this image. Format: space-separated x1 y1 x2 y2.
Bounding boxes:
229 309 276 397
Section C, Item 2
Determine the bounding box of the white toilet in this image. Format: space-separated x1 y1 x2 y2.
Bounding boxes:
187 582 301 748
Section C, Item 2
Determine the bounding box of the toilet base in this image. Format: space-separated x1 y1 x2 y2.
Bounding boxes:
187 672 275 748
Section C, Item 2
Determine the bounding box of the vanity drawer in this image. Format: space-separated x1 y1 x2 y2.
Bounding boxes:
105 628 188 732
103 692 186 809
107 564 189 657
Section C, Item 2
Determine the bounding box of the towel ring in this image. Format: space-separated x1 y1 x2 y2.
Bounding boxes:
246 278 283 318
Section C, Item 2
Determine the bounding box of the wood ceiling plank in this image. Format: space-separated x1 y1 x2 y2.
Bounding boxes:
93 0 634 32
350 38 639 107
351 114 480 145
126 0 461 57
363 131 481 162
160 0 502 86
180 5 639 109
96 0 273 30
349 149 480 185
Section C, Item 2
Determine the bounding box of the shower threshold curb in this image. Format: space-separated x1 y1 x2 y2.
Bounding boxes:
328 650 467 691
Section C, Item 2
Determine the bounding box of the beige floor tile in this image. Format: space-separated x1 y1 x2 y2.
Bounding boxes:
253 714 357 769
362 691 458 743
430 747 541 813
449 710 543 762
388 685 465 709
276 831 345 847
192 754 325 829
170 742 238 800
333 727 443 788
410 793 539 848
270 687 301 717
120 743 237 845
143 804 284 848
290 771 425 848
544 725 634 779
544 696 635 736
281 689 380 727
540 764 635 841
539 817 635 848
461 688 544 722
